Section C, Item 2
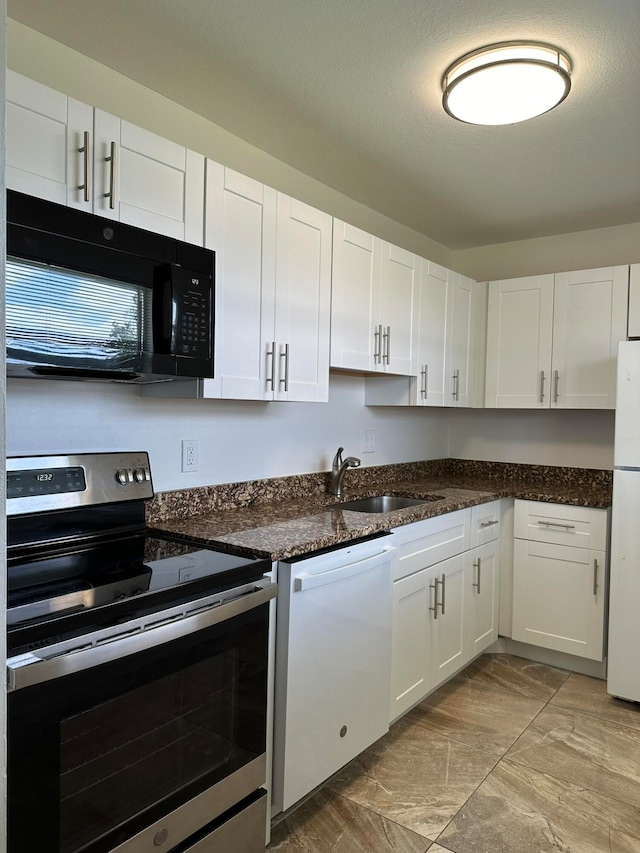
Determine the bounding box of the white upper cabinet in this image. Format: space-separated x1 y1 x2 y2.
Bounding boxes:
485 275 554 408
6 70 91 206
201 164 277 400
92 112 204 242
447 272 477 407
200 167 331 403
272 195 332 402
378 242 418 375
7 71 205 243
331 221 416 375
330 221 379 371
368 261 477 407
485 267 628 409
551 268 628 408
413 260 450 406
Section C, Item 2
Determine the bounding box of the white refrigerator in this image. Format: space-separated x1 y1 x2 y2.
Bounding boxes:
608 340 640 701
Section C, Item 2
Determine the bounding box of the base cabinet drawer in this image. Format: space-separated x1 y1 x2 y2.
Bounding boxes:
393 509 471 580
471 500 501 546
514 499 607 550
512 538 606 660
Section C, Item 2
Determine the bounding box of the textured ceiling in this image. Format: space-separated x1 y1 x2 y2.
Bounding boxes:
7 0 640 249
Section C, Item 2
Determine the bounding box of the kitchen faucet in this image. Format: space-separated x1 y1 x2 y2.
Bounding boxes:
331 446 361 498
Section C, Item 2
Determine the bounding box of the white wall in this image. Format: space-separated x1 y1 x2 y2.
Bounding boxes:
454 223 640 283
448 408 615 470
6 373 451 491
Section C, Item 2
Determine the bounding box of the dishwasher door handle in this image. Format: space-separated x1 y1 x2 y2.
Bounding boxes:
294 547 394 592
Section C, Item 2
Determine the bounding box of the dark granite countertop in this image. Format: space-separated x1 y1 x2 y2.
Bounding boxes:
146 460 613 561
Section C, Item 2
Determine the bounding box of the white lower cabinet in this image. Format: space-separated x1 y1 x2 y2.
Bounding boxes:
389 502 501 722
512 500 608 660
466 540 500 659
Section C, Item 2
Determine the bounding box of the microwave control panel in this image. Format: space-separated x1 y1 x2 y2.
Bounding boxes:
174 271 211 359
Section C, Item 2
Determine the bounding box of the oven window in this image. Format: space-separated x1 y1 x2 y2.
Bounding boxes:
8 603 268 853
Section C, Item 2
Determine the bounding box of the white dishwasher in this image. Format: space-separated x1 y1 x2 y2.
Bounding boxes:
272 534 395 812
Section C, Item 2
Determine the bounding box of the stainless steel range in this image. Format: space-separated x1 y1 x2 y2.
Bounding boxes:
6 451 276 853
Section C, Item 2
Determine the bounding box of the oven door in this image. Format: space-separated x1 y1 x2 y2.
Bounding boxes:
7 580 275 853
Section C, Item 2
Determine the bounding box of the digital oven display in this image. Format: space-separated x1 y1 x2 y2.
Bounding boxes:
7 467 86 498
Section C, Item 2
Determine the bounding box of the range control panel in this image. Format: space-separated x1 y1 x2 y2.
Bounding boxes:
7 452 153 515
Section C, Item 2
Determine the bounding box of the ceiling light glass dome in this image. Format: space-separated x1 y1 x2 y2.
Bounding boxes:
442 42 572 126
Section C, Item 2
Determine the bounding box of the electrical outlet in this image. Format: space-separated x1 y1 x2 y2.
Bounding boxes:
361 429 375 453
181 439 199 472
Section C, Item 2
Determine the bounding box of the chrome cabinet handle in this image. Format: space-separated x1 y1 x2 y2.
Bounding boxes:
539 370 546 404
480 520 499 528
279 343 290 392
420 365 428 399
452 369 460 401
440 572 446 615
537 521 575 530
429 578 439 619
105 140 116 209
78 130 90 202
553 369 560 403
265 342 276 389
593 558 599 596
383 326 390 364
473 557 481 593
373 325 382 364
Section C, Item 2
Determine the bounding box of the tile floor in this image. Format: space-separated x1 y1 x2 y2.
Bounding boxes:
268 653 640 852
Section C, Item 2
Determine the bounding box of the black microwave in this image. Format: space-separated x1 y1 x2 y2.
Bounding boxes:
6 190 215 383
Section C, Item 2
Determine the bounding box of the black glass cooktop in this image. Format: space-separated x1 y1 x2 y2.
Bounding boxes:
7 531 269 655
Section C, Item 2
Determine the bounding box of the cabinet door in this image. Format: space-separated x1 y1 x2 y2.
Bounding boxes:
202 163 277 400
430 553 468 686
6 71 92 209
485 275 554 407
93 111 205 242
466 542 500 659
330 220 379 370
390 568 433 722
378 242 418 375
551 267 629 409
273 195 332 402
446 273 476 406
415 260 449 406
512 539 606 660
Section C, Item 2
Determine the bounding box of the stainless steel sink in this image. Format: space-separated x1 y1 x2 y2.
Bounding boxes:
331 494 445 513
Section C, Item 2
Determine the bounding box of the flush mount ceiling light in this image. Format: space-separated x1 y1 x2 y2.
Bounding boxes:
442 41 572 126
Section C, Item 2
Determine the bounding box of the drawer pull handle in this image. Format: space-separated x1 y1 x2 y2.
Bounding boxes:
539 370 546 404
593 558 599 596
480 520 499 528
472 557 481 594
440 572 446 615
537 521 576 530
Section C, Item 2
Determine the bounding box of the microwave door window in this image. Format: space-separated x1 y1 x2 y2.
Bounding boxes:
5 257 153 376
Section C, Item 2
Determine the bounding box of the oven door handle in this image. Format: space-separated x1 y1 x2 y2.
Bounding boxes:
7 579 277 692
